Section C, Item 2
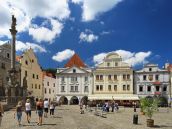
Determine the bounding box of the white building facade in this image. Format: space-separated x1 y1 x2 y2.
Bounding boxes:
56 54 92 105
134 64 170 102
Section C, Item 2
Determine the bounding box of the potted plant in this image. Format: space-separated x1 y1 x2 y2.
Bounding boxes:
140 98 145 115
140 97 158 127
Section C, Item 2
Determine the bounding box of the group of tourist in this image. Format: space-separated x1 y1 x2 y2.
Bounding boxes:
102 101 119 112
0 98 56 126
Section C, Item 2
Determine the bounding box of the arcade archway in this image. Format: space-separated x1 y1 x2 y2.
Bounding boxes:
59 96 68 105
70 96 79 105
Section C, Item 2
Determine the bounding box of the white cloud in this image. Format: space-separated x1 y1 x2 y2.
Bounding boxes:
100 31 111 35
93 53 107 65
93 50 152 66
0 0 70 41
72 0 123 21
16 41 47 53
52 49 75 62
29 19 63 43
0 40 46 53
79 30 98 43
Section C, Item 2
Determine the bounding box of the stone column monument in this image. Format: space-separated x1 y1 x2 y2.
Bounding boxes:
6 15 19 103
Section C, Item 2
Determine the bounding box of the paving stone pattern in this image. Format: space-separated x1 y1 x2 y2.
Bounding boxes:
1 105 172 129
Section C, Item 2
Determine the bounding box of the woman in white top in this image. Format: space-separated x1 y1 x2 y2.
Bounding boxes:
50 101 55 116
44 98 49 118
25 99 31 123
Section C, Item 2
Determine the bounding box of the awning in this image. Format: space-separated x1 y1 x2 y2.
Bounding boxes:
88 94 139 100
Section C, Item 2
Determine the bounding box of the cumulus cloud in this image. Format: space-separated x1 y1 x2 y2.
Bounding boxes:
79 29 98 43
0 0 70 42
29 19 63 43
93 50 152 66
93 53 107 65
52 49 75 62
0 40 46 53
16 41 47 53
72 0 123 21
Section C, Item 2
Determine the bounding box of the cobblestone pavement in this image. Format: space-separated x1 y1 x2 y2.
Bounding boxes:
1 105 172 129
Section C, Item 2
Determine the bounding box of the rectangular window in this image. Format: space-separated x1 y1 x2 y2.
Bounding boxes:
108 85 111 91
32 84 33 89
35 84 37 89
115 62 118 66
96 85 99 91
114 85 117 91
7 53 10 58
155 75 159 81
75 86 78 91
107 62 110 67
127 85 130 91
61 77 65 82
33 74 35 79
37 75 39 79
123 85 126 91
114 75 117 80
84 86 88 92
25 71 27 76
163 86 167 92
49 89 51 94
39 85 40 89
108 75 111 80
96 75 99 80
127 74 130 80
45 88 47 94
149 68 152 71
100 85 103 91
85 77 88 82
71 77 77 82
143 75 147 81
139 86 143 92
147 86 151 92
47 82 49 86
123 75 126 80
156 86 160 92
71 86 74 91
100 75 103 80
53 83 55 87
61 86 65 92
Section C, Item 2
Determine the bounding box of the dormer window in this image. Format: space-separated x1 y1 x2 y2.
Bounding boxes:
73 69 76 73
149 68 152 71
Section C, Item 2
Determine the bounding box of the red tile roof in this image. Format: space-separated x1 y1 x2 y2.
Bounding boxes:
64 54 86 68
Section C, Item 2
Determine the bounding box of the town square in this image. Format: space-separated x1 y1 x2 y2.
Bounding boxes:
0 0 172 129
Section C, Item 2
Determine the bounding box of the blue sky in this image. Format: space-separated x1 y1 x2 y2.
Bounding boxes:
0 0 172 69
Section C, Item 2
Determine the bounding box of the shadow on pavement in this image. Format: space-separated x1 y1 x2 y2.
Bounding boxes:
153 125 172 128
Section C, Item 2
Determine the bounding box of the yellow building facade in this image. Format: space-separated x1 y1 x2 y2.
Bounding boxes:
89 52 138 103
17 49 43 98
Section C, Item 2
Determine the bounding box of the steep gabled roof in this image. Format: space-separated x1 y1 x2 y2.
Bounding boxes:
64 54 86 68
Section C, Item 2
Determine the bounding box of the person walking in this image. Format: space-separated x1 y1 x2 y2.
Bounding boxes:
44 98 49 118
25 99 31 123
0 102 4 126
36 98 43 126
50 101 55 117
14 101 23 126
